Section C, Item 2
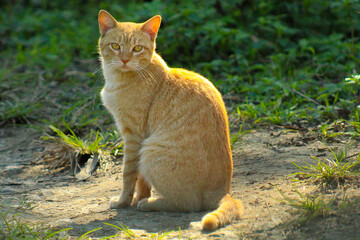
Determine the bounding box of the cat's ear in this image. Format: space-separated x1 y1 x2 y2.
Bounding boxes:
98 10 118 35
141 15 161 41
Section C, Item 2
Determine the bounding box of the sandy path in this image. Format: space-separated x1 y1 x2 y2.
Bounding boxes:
1 126 359 239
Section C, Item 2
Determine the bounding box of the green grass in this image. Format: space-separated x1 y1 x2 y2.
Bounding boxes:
0 213 66 240
1 213 177 240
44 124 108 155
1 0 360 238
291 143 360 188
277 187 349 224
0 214 71 240
0 198 71 240
0 197 179 239
39 124 123 173
1 0 360 132
100 222 178 239
318 123 344 141
0 101 42 125
230 124 250 148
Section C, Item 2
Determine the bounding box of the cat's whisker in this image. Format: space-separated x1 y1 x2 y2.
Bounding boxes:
137 65 157 85
106 61 125 71
137 68 153 85
92 64 103 75
144 69 157 85
132 65 147 82
91 65 106 84
137 68 152 85
135 69 147 83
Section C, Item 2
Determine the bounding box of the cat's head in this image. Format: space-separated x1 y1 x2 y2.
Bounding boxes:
98 10 161 72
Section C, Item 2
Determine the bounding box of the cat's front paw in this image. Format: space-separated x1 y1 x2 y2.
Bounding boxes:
109 196 132 209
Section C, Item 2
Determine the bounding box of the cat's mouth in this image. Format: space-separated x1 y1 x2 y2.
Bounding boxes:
107 59 142 73
110 61 134 72
120 65 131 71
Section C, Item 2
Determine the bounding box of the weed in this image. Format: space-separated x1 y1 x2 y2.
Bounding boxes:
38 123 123 175
277 187 349 224
0 213 69 240
76 222 177 239
45 123 107 155
0 198 179 239
345 74 360 98
0 198 71 240
318 123 344 141
1 1 360 131
347 107 360 138
292 143 360 188
104 222 176 239
0 101 42 126
230 125 250 148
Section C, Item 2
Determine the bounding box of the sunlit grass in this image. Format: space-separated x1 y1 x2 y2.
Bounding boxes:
1 1 360 132
0 101 42 126
38 123 123 174
0 213 70 240
230 124 250 148
1 213 178 240
44 123 108 155
0 197 180 240
0 198 70 240
277 187 350 224
291 143 360 188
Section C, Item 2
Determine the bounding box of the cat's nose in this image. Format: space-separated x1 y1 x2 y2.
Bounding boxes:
121 59 130 65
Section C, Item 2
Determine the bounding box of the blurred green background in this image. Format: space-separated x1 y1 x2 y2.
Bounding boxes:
1 0 360 133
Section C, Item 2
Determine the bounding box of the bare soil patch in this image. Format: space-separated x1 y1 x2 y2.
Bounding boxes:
1 126 360 239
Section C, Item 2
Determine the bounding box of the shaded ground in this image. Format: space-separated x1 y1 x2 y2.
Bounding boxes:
1 126 360 239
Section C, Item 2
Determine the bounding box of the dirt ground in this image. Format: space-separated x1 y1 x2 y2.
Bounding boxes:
1 126 360 239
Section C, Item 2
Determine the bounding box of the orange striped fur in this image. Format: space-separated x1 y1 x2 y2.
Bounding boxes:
98 10 243 230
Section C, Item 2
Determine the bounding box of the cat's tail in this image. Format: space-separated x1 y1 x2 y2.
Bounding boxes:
201 194 244 231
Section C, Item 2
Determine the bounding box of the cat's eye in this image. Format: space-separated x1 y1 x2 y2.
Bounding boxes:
111 43 120 50
133 45 143 53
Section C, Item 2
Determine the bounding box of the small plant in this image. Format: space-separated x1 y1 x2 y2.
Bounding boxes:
0 198 71 240
106 222 175 239
45 124 107 155
0 213 70 240
39 123 123 177
345 74 360 98
0 101 42 126
292 143 360 188
348 107 360 138
318 123 343 141
236 104 258 122
78 227 103 239
277 187 348 224
230 124 250 148
78 222 177 239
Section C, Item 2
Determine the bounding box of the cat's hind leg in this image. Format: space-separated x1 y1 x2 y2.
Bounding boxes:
132 174 151 206
137 197 180 212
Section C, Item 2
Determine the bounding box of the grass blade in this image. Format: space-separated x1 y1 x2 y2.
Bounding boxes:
78 227 102 239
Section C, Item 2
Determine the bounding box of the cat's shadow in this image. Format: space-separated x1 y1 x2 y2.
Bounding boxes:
66 206 206 238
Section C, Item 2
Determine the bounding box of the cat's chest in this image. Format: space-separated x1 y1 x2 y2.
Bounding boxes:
100 85 152 128
100 88 121 113
101 87 143 114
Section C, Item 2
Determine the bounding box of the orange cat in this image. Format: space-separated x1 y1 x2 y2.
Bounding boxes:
98 10 243 230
